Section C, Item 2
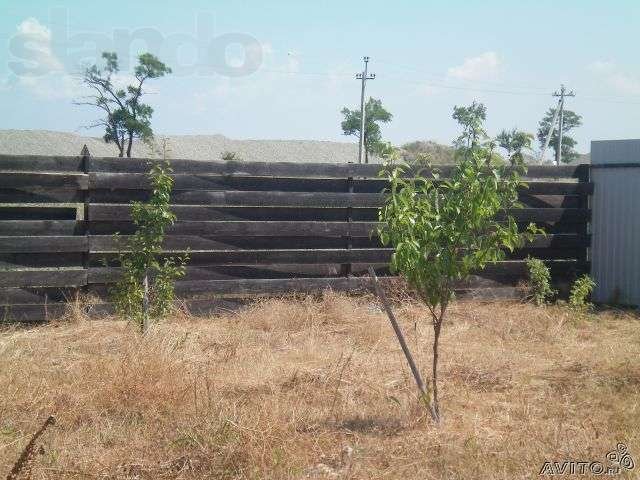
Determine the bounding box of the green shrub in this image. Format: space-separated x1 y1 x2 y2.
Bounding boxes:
525 257 556 305
569 274 596 311
110 160 188 331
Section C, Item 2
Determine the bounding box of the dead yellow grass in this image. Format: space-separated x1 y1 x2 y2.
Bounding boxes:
1 292 639 479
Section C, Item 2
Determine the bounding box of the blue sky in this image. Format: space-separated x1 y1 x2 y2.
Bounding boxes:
1 0 639 155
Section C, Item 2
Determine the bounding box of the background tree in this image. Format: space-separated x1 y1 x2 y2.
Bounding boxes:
536 108 582 163
78 52 171 157
496 128 534 166
452 101 487 148
341 98 392 163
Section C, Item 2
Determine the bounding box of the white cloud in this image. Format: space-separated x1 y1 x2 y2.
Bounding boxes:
447 51 501 81
15 18 64 73
589 60 640 95
7 18 83 100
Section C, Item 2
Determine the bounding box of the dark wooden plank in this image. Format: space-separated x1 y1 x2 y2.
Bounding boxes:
90 230 379 249
88 249 393 282
481 260 589 277
499 208 590 223
524 234 590 249
518 194 582 209
89 157 356 177
173 277 373 296
0 207 79 220
89 231 586 253
93 190 384 208
88 157 589 180
0 269 87 288
0 188 84 203
454 287 523 301
0 220 84 236
1 304 68 323
0 287 79 305
0 154 84 172
90 206 364 222
88 189 583 209
88 204 589 223
0 253 83 269
0 236 88 253
89 175 592 197
91 236 373 255
90 173 359 192
0 172 88 189
524 182 593 195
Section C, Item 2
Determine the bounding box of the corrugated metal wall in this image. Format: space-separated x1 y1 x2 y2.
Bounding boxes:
591 140 640 305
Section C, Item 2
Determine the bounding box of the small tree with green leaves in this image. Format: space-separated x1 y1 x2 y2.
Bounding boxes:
110 161 187 331
569 274 596 312
526 257 556 305
378 144 536 421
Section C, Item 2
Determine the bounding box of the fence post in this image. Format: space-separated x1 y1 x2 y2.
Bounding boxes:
576 164 590 265
341 165 354 278
80 145 91 303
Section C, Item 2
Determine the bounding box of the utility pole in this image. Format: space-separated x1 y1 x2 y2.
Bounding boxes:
355 56 375 164
552 84 575 165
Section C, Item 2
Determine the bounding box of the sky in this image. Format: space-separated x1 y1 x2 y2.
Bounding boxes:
0 0 639 156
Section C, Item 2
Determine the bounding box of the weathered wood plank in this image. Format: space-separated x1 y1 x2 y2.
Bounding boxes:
0 172 88 189
87 188 584 209
0 269 87 288
88 157 589 179
90 172 593 195
0 287 78 305
91 236 368 254
0 207 79 220
88 250 393 282
89 205 353 222
0 154 84 172
172 277 373 296
89 222 376 245
0 236 88 253
89 204 590 223
0 253 83 269
1 304 68 323
0 188 84 203
0 220 84 236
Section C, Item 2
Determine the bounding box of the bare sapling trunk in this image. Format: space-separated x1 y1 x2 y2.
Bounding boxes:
142 272 150 334
429 302 446 421
368 268 439 422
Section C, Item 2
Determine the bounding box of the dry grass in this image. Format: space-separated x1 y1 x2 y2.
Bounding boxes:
1 292 639 479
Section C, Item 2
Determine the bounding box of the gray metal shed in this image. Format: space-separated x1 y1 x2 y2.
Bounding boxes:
590 139 640 305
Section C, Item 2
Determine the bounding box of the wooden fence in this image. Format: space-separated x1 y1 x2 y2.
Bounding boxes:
0 152 592 322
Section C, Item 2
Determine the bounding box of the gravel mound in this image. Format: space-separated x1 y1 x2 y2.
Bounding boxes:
0 130 364 163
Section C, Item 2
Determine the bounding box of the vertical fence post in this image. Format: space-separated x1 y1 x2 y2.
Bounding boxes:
80 145 91 304
142 271 150 334
577 164 590 265
341 164 354 278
